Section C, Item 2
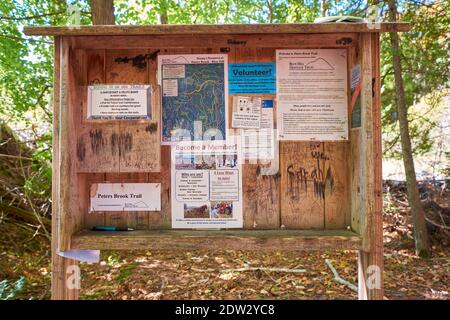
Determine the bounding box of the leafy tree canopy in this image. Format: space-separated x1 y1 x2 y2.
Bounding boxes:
0 0 448 162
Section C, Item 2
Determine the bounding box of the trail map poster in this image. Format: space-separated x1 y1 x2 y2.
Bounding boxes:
158 54 228 144
171 139 243 229
276 49 348 141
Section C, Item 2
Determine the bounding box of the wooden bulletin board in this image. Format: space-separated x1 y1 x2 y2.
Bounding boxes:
24 23 410 300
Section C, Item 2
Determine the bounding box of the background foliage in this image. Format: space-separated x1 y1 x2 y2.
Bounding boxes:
0 0 449 237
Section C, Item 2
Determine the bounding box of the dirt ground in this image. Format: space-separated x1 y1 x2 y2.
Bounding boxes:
0 182 448 300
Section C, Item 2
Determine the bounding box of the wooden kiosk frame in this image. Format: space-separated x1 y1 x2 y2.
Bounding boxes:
24 23 410 300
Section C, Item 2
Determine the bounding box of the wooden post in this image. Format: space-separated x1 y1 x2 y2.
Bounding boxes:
51 36 80 300
357 32 383 300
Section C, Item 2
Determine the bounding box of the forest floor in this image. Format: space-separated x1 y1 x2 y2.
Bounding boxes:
0 181 448 300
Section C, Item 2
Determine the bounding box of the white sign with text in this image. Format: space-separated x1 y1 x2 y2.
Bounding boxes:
87 84 151 120
90 183 161 212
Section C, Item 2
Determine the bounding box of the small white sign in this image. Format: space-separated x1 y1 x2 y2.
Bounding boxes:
162 79 178 97
210 170 239 201
90 183 161 212
175 170 210 202
232 96 261 129
162 65 185 78
87 84 151 120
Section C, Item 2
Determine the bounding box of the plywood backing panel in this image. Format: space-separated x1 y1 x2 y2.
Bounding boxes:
323 141 350 229
105 49 160 173
231 47 280 229
280 140 350 229
76 49 119 173
280 141 350 229
280 142 325 229
70 39 356 234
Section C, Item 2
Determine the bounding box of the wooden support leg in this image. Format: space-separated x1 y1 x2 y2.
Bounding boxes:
357 32 384 300
51 254 80 300
358 249 383 300
51 35 80 300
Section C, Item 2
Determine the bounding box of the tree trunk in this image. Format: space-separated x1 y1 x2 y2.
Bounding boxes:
91 0 115 25
160 12 168 24
321 0 327 17
387 0 431 258
159 0 169 24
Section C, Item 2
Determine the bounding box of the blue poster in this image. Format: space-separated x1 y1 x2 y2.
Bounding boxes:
229 62 276 94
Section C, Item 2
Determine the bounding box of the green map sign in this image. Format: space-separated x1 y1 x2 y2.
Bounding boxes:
158 54 228 144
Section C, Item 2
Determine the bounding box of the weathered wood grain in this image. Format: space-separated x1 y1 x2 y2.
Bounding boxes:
52 35 79 300
59 37 84 251
72 229 363 251
148 146 171 229
347 43 363 233
358 32 384 300
105 49 160 173
231 47 280 229
80 173 105 229
24 23 411 36
324 141 350 229
76 49 119 172
68 33 359 50
359 33 375 252
280 142 325 229
76 126 119 172
350 130 362 232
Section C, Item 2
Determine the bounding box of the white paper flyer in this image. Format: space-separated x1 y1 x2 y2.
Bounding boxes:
232 96 261 129
241 99 275 160
171 138 243 229
276 49 348 141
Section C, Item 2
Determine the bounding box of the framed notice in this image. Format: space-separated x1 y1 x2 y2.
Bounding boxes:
87 84 151 120
276 49 348 141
